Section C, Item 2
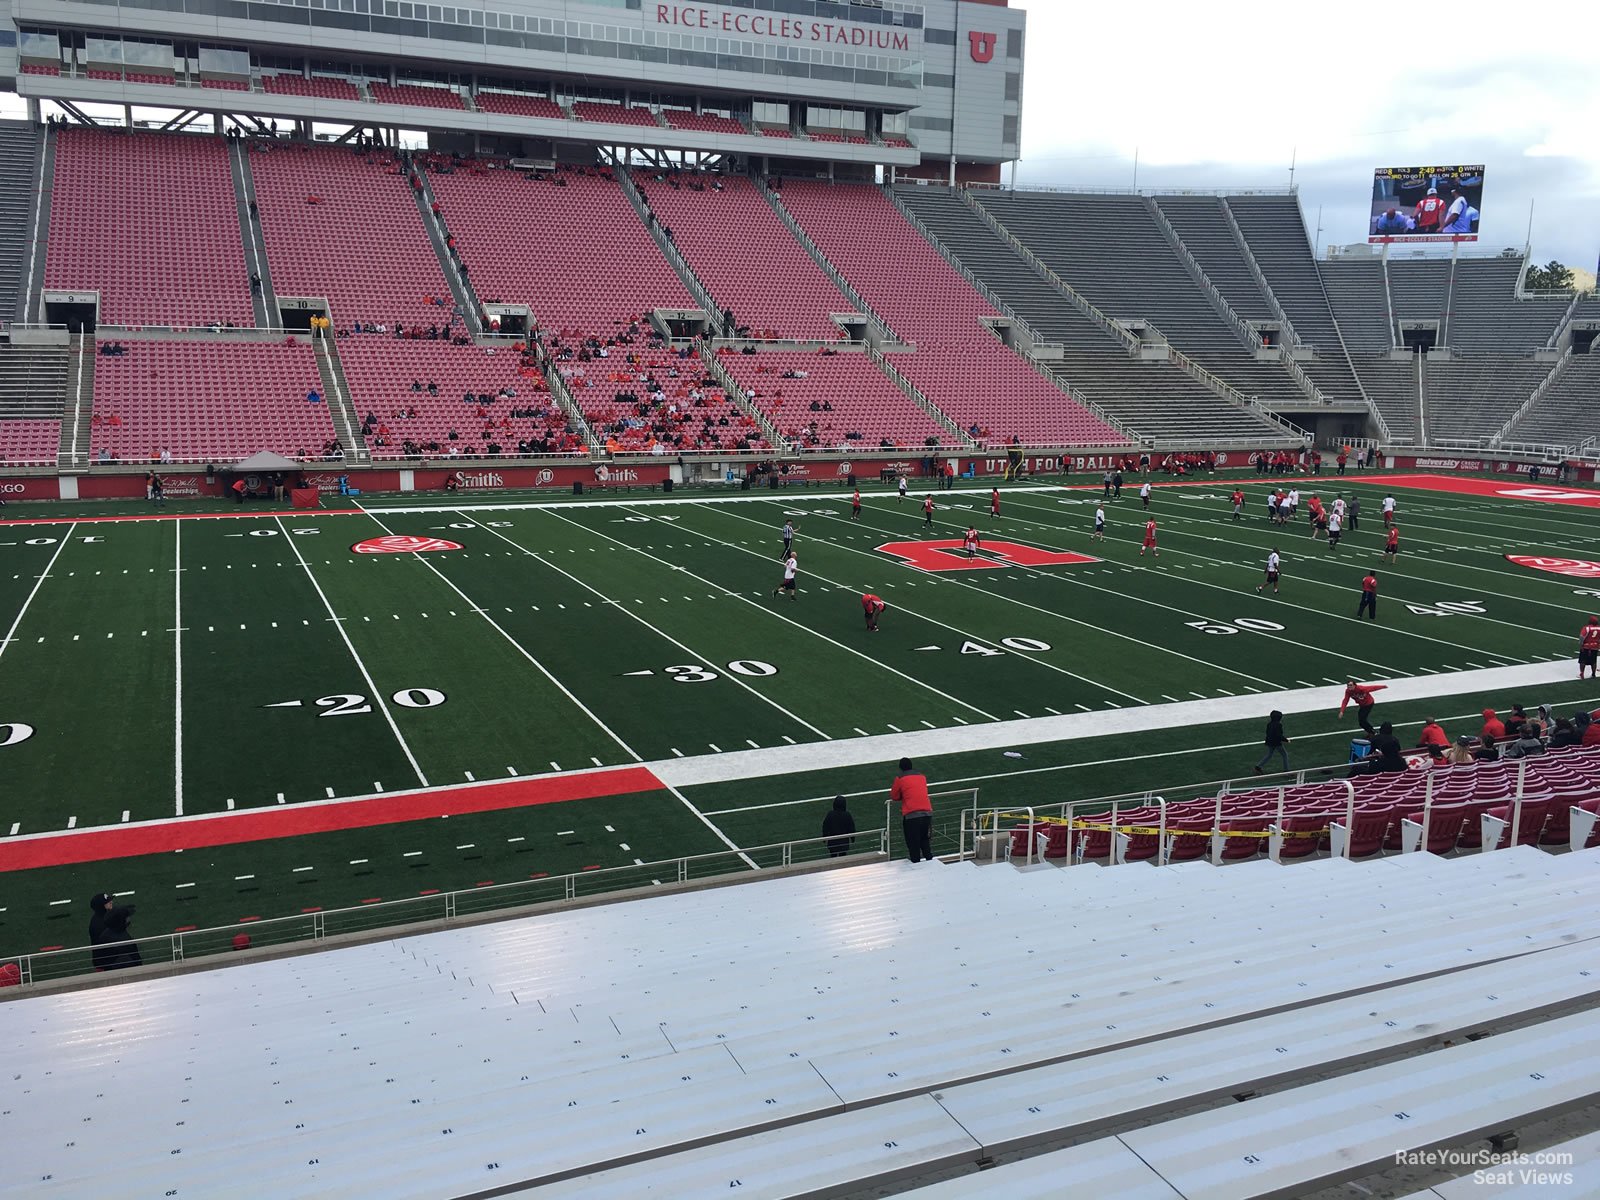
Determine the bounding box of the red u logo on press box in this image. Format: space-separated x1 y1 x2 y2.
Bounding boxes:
968 31 997 63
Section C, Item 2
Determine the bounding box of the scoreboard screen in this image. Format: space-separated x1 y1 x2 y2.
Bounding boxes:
1368 164 1484 243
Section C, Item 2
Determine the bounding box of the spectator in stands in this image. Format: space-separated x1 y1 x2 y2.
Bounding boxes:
1582 713 1600 748
1473 733 1501 762
1503 705 1529 738
1481 708 1506 741
1417 718 1451 760
822 795 857 858
1550 718 1582 748
1502 725 1546 759
1252 710 1290 774
891 757 933 863
88 893 142 971
1368 722 1406 772
1444 736 1476 766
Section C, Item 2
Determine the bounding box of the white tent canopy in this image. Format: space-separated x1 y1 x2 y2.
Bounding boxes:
230 451 302 473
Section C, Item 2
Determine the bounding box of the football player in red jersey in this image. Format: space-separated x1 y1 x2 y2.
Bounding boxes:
862 593 887 632
1579 616 1600 680
1140 518 1158 557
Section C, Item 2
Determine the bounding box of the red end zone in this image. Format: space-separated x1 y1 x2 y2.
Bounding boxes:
1381 474 1600 508
0 767 665 872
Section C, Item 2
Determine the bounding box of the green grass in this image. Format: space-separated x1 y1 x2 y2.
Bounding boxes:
3 467 1599 959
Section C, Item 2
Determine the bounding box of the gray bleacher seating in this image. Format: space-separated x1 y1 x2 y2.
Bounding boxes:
7 845 1600 1199
969 189 1311 407
1424 356 1556 443
1365 354 1423 442
0 122 41 321
1503 350 1600 448
1447 257 1568 353
1154 195 1275 321
894 186 1286 441
1225 194 1368 404
1321 257 1395 353
1389 256 1455 330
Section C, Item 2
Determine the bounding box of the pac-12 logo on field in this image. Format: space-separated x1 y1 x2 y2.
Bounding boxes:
352 535 463 554
1505 555 1600 578
877 540 1098 573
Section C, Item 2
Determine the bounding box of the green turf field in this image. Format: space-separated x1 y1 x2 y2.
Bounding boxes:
4 468 1600 962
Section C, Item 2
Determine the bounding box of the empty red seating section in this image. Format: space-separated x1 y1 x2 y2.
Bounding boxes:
426 164 691 337
90 340 331 462
261 73 360 101
561 348 765 453
775 181 1126 447
0 420 59 465
759 128 794 139
661 110 746 136
124 73 170 86
719 350 952 448
571 102 660 128
201 79 249 91
251 143 452 327
369 82 464 110
475 92 564 120
807 132 868 145
20 63 60 76
637 174 850 341
46 128 252 327
338 339 581 458
882 136 912 148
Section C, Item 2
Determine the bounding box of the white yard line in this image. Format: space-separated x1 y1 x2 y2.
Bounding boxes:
274 515 429 787
538 504 1000 722
357 507 642 763
174 520 185 816
0 522 74 668
683 501 1152 704
459 514 832 741
717 499 1278 694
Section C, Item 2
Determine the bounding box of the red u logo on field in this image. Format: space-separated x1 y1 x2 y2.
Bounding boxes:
877 539 1097 573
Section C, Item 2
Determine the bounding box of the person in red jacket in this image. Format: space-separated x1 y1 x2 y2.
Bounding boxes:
862 592 887 632
1417 717 1451 760
1384 524 1400 563
1356 570 1378 620
1579 616 1600 680
1481 708 1507 741
891 756 933 863
1341 680 1386 738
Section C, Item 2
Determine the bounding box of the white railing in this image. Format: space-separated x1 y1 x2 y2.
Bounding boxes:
969 183 1296 198
957 189 1142 355
1143 197 1265 356
1216 197 1305 349
1165 345 1312 441
696 341 790 450
1489 347 1573 447
2 831 895 989
867 343 971 445
758 177 896 343
1546 289 1586 350
613 156 722 322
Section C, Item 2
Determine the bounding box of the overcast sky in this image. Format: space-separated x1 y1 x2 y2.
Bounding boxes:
1009 0 1600 274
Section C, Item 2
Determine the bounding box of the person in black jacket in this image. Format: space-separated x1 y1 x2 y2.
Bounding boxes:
822 795 857 857
1253 710 1290 774
1369 721 1407 772
88 893 143 971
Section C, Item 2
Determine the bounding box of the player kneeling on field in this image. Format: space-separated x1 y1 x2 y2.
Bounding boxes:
863 592 887 632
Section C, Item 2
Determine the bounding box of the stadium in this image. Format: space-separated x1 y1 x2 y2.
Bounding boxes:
3 0 1600 1195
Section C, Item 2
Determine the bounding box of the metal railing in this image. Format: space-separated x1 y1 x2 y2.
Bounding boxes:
1217 197 1304 349
2 830 892 989
1164 345 1312 442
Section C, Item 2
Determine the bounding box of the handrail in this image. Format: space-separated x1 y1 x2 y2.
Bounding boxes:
967 182 1297 198
956 189 1141 355
1164 344 1312 442
1144 196 1264 354
756 176 897 344
613 156 722 324
1490 346 1575 447
1416 350 1428 447
696 341 790 451
535 340 601 451
1216 197 1304 348
1546 289 1585 350
1 831 892 989
865 342 972 446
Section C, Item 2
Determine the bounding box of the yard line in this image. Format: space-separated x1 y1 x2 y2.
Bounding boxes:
274 516 429 787
356 507 642 765
539 505 999 722
748 502 1279 695
0 521 75 670
687 502 1154 704
292 866 313 872
462 516 831 741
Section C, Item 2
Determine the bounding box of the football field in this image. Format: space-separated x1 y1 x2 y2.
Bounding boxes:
4 468 1600 964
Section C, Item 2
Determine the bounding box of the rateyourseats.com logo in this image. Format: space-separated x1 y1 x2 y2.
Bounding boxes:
1394 1148 1574 1187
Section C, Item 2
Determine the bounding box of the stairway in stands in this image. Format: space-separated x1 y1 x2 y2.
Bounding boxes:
0 121 43 323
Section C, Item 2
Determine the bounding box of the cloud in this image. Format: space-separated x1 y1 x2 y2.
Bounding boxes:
1010 0 1600 268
